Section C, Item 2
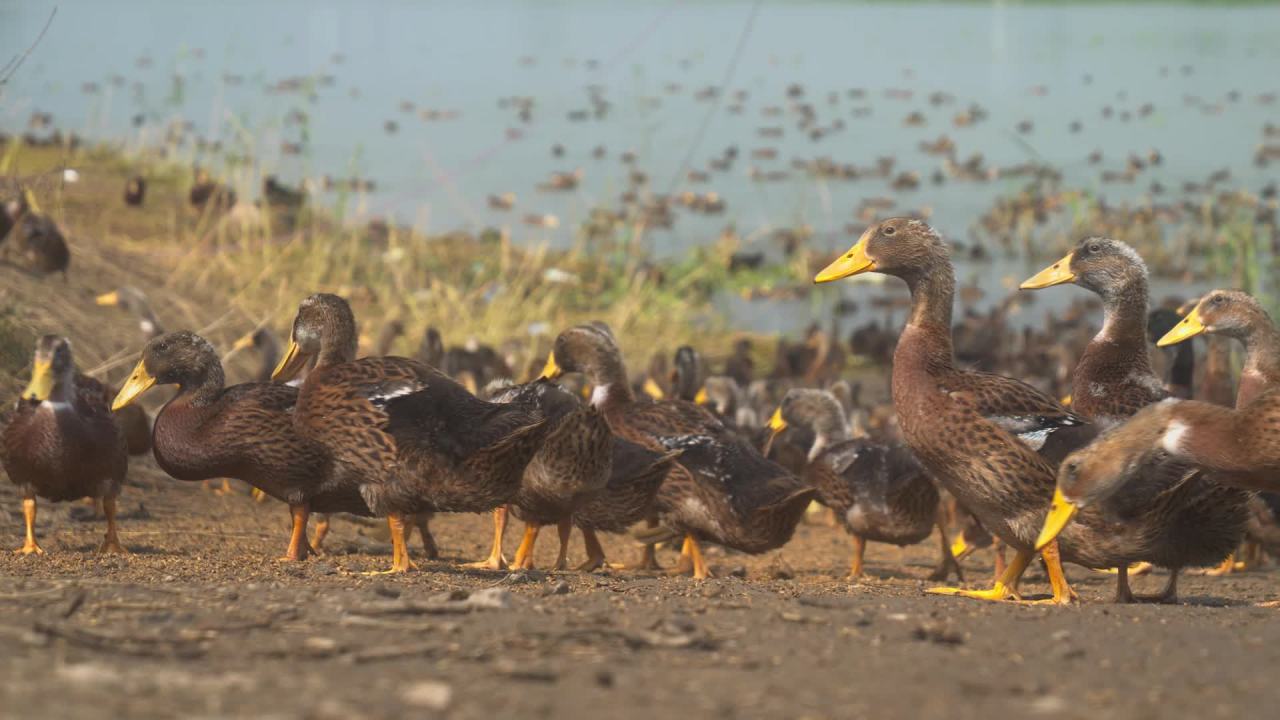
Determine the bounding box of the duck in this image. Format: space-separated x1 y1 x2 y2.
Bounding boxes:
541 323 814 579
466 378 613 571
670 345 704 403
571 438 681 571
124 176 146 207
228 327 283 383
1157 289 1280 572
1019 238 1167 423
1 190 70 278
189 168 236 211
1 336 128 555
271 293 548 572
112 331 370 560
96 286 165 341
812 217 1237 605
1037 388 1280 605
1020 241 1252 601
767 389 958 581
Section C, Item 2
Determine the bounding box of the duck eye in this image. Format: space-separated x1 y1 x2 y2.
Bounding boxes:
882 226 896 236
1210 296 1225 306
1086 243 1100 253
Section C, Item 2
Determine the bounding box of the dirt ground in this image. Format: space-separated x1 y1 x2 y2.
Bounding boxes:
2 458 1278 720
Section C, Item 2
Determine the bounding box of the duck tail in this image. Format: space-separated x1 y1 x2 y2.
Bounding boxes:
462 418 550 482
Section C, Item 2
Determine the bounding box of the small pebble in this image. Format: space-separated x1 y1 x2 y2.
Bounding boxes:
400 680 452 710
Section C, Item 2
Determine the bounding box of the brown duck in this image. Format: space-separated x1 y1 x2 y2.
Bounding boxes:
813 218 1136 604
767 388 958 581
542 323 814 580
1022 241 1252 602
2 336 128 555
112 331 371 560
272 293 548 573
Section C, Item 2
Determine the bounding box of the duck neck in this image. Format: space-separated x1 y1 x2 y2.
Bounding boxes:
894 264 958 373
176 363 227 408
1094 277 1150 349
1237 321 1280 406
317 329 358 370
586 356 635 410
1170 403 1257 475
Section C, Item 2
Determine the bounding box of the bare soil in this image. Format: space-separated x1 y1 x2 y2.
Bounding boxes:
2 464 1278 720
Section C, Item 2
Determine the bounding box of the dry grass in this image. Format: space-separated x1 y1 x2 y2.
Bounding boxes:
0 140 774 392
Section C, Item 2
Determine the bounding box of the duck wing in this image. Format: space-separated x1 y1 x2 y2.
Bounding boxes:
943 370 1086 450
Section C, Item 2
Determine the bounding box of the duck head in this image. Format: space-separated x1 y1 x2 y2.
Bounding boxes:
1035 400 1177 550
771 388 852 462
1020 237 1147 301
23 335 76 403
541 323 629 403
814 217 950 284
114 331 223 409
273 293 357 381
1158 289 1269 347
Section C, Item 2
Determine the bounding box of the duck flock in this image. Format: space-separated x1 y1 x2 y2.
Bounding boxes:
4 193 1280 606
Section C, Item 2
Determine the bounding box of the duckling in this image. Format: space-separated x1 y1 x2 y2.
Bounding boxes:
123 176 146 206
2 336 128 555
542 323 814 579
96 286 164 341
768 389 958 581
272 293 549 573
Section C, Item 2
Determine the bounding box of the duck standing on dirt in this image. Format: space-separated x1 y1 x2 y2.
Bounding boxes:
542 323 814 579
1157 289 1280 572
272 293 549 573
766 388 959 580
814 218 1088 604
1020 240 1251 602
2 336 128 555
112 331 371 560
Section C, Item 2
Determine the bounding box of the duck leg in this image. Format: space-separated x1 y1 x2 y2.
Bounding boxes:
1133 569 1178 604
552 519 572 571
928 521 963 582
365 514 418 574
312 514 331 553
411 513 439 560
847 534 867 579
1113 565 1136 603
929 547 1031 601
463 507 508 570
686 535 713 580
1203 553 1236 576
1037 539 1078 604
510 523 541 570
14 496 44 555
992 538 1007 583
279 503 312 561
98 496 129 555
576 528 609 572
633 517 664 571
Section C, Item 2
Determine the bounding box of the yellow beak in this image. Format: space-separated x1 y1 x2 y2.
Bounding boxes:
1157 306 1206 347
1035 488 1080 551
642 377 665 401
22 188 41 215
694 387 709 405
271 338 308 382
950 534 973 561
1020 252 1077 289
22 359 55 402
229 332 257 354
540 351 563 380
768 407 787 432
95 290 120 306
112 360 156 410
814 229 876 283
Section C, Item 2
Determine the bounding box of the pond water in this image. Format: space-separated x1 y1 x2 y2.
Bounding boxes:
2 0 1276 329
